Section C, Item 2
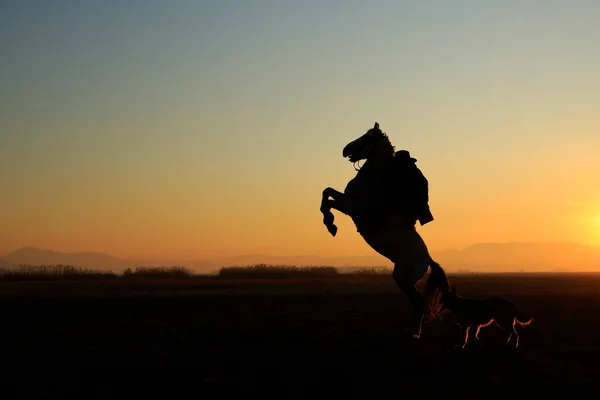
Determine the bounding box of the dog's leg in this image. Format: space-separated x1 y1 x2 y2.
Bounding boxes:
511 319 520 348
474 319 493 345
454 320 463 331
496 318 516 347
461 326 471 348
495 320 511 342
472 325 484 347
495 321 506 333
475 325 482 340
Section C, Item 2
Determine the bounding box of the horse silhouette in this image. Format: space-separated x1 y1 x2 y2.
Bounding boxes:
320 122 450 338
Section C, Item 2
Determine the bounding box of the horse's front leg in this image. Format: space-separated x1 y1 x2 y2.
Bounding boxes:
320 188 353 237
323 187 344 201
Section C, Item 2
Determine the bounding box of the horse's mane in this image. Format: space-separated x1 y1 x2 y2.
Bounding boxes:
375 129 396 155
352 129 397 172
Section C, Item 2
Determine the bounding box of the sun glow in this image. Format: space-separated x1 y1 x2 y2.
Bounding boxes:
589 213 600 245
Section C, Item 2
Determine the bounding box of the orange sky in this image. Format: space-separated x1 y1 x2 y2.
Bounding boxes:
1 2 600 260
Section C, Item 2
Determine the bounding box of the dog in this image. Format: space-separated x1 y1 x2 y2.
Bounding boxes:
440 287 534 348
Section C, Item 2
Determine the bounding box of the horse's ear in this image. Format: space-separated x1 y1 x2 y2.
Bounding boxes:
374 122 379 129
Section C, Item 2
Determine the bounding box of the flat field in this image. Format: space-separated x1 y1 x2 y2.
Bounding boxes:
1 273 599 397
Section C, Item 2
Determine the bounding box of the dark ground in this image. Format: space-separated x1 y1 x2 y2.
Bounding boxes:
1 273 599 398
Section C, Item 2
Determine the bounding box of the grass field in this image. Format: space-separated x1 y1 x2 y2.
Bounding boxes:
1 266 599 397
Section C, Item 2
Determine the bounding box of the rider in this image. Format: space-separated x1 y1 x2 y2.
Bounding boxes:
387 149 434 229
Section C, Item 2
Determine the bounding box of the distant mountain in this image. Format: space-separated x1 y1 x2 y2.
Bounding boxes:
431 242 600 272
2 247 135 272
0 258 13 270
2 242 599 274
0 249 389 274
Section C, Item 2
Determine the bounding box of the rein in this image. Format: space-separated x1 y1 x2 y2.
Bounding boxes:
352 155 395 173
352 160 364 171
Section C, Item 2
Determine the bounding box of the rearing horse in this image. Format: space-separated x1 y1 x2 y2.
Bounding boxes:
320 122 450 338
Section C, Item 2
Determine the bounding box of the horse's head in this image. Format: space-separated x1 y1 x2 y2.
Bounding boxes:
342 122 395 164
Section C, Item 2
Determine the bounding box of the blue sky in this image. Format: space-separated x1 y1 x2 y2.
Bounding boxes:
1 0 600 257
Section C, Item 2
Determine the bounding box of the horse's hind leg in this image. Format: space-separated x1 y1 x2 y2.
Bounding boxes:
392 253 431 337
362 225 430 338
393 268 425 338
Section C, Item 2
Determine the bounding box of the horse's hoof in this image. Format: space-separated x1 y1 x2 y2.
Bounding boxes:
327 225 338 236
402 327 421 339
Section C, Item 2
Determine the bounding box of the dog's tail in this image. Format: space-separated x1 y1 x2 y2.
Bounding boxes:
515 308 535 326
516 316 534 326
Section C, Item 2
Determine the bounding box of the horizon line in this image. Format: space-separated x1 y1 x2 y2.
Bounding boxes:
3 240 599 261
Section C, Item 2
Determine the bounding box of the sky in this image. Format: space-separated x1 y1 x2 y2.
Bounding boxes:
1 0 599 260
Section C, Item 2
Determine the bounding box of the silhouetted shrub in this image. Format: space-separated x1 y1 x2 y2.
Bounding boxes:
217 264 340 279
0 264 117 281
122 266 193 279
342 267 392 276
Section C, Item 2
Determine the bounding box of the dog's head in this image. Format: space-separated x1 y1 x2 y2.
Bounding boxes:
439 287 458 310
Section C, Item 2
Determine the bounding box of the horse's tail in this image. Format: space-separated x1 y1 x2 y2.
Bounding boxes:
422 259 450 317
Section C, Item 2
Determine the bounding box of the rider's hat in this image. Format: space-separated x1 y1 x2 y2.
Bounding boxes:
395 150 417 163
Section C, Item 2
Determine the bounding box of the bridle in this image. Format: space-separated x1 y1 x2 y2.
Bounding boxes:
351 152 394 173
352 160 364 172
349 135 395 173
